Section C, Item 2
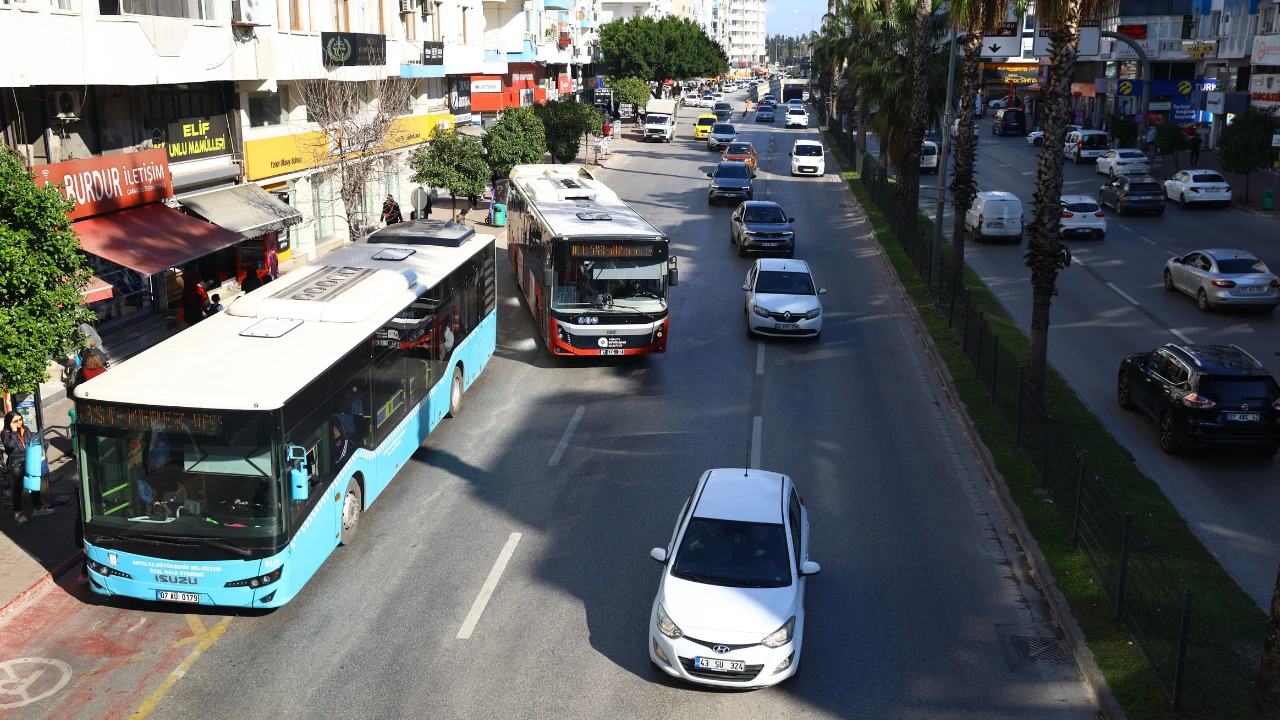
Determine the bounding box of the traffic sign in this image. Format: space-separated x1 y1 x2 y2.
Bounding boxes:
1134 112 1146 124
1272 133 1280 148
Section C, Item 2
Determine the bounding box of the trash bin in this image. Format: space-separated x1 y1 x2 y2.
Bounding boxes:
1264 189 1275 211
493 203 507 227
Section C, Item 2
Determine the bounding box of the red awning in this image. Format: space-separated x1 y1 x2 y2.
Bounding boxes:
73 203 246 277
82 275 113 304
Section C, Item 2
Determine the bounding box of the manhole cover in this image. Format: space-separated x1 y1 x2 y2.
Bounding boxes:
1013 636 1071 664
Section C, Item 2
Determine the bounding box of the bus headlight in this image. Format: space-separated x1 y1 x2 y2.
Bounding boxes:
87 559 133 579
225 566 283 588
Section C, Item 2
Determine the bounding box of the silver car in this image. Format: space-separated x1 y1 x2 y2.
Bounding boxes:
1164 249 1280 313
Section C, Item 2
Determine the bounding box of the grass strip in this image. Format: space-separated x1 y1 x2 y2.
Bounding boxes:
823 129 1267 720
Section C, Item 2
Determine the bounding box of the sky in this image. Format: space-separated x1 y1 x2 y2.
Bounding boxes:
764 0 829 37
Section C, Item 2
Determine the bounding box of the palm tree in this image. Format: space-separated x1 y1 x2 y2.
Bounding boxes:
1023 0 1113 394
896 0 937 213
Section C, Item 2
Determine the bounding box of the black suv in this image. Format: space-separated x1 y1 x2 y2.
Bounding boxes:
992 108 1026 136
1117 344 1280 455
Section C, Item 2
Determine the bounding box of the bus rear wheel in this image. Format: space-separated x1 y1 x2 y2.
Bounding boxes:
447 366 463 418
339 479 362 546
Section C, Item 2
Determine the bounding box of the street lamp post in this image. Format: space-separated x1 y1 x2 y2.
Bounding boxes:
932 28 959 266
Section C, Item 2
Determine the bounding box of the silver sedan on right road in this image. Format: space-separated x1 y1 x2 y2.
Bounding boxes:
1163 249 1280 313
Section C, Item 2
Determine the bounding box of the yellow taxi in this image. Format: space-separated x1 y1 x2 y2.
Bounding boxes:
693 114 717 139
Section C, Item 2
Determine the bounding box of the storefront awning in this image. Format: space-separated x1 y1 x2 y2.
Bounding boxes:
177 184 302 238
74 203 247 277
82 275 113 304
456 124 486 137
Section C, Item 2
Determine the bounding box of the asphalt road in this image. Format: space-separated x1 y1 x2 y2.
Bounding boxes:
883 125 1280 609
3 96 1097 719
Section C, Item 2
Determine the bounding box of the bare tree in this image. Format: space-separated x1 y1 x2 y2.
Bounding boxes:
297 77 416 241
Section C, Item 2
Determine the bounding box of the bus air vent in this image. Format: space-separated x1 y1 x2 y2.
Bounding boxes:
270 266 377 303
240 318 304 338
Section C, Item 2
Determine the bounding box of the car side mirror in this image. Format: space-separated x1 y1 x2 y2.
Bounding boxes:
788 151 793 156
742 284 752 291
287 445 309 502
787 217 795 223
650 547 668 564
707 172 714 177
751 173 757 178
800 560 822 576
818 288 827 295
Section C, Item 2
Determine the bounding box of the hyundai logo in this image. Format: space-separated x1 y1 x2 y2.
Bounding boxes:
712 645 731 654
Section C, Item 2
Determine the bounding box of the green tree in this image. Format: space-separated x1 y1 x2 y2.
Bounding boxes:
598 16 728 97
1107 112 1138 148
483 106 546 181
1152 121 1190 168
409 129 488 222
0 150 94 393
1218 106 1279 203
533 99 604 164
607 77 653 120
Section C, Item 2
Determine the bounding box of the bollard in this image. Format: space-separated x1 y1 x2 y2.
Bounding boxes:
1071 449 1088 549
1014 364 1025 445
1116 511 1134 621
1172 589 1193 713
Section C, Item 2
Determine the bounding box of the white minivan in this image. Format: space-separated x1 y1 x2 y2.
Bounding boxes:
919 141 939 174
1064 130 1110 164
964 191 1024 243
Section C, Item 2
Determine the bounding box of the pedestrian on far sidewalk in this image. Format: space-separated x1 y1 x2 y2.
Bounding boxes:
4 412 52 523
1189 134 1202 165
382 195 403 225
81 353 107 382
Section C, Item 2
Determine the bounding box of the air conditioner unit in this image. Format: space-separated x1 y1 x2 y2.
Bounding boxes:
232 0 262 24
45 90 81 120
399 0 414 13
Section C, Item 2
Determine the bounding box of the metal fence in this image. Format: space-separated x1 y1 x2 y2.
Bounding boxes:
830 121 1275 720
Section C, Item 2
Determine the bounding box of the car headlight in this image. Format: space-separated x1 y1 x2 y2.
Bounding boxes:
803 308 820 320
761 616 796 648
752 305 771 318
656 603 683 639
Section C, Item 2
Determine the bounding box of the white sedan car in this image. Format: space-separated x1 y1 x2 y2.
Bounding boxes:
648 468 819 688
1059 195 1107 239
1025 125 1080 146
789 139 825 175
744 258 825 338
1163 170 1232 209
784 107 809 128
1094 149 1151 177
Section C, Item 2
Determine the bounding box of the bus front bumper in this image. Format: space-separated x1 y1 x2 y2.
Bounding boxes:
553 318 668 355
84 544 292 609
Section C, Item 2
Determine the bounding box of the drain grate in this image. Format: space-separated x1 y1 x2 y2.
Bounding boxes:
1013 636 1071 664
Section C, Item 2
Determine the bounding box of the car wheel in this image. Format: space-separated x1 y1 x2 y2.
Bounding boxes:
1116 203 1126 217
1158 412 1183 455
746 323 755 338
1098 193 1107 209
737 243 747 257
811 331 821 342
339 478 362 546
708 196 715 205
1164 270 1176 292
1197 288 1212 312
1180 193 1188 210
1117 372 1135 410
446 365 464 418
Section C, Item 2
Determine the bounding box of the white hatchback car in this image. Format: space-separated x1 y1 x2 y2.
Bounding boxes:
789 139 825 175
1164 170 1232 209
743 258 825 339
1059 195 1107 239
648 468 819 688
1095 149 1151 177
784 107 809 128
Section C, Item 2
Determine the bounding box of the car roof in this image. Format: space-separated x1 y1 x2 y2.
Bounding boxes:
757 257 810 273
1121 174 1158 183
976 191 1019 200
1075 129 1108 135
793 139 821 146
1060 195 1098 204
1163 344 1269 376
697 114 716 120
742 200 781 209
1202 248 1259 261
694 469 786 524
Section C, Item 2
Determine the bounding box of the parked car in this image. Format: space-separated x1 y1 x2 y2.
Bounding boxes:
789 139 825 176
1058 195 1106 239
647 467 820 686
1097 174 1165 216
1094 149 1151 177
963 191 1023 243
694 114 718 139
1163 249 1280 313
1026 125 1081 146
1065 130 1110 163
1117 343 1280 455
919 140 939 174
730 201 795 257
1163 170 1232 209
707 122 738 151
992 108 1026 136
743 258 826 339
950 118 979 145
722 141 759 170
988 96 1011 109
707 160 755 204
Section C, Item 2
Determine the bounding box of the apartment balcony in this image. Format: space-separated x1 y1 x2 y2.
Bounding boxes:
545 0 572 9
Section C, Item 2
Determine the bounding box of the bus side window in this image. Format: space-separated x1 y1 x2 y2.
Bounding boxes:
369 346 407 446
283 393 334 529
404 298 436 409
330 345 373 448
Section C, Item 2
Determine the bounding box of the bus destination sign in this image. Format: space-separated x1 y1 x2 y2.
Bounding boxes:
78 402 224 434
568 243 657 259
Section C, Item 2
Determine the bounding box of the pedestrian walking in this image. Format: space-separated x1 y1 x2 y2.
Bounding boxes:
1189 134 1202 165
382 194 403 226
181 269 209 326
241 269 262 293
4 411 51 523
81 353 107 382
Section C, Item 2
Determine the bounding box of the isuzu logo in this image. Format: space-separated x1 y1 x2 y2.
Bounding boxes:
155 575 198 585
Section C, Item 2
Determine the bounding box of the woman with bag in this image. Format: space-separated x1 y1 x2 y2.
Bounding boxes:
3 411 52 523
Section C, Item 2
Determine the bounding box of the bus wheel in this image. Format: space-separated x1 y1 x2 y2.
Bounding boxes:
447 366 463 418
339 479 362 546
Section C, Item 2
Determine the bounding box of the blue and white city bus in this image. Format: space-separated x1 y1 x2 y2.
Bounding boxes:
72 220 496 608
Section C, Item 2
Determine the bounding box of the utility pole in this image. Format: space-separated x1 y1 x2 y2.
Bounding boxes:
932 27 959 263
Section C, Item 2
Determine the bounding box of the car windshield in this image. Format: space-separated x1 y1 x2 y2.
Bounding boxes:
1118 151 1146 159
744 206 786 223
715 164 750 179
715 103 730 110
1065 201 1100 213
1192 173 1226 183
553 258 667 310
727 143 752 154
712 123 735 134
1079 134 1109 148
697 117 715 127
756 270 815 295
794 145 822 156
1197 378 1276 405
1127 182 1161 192
920 145 937 156
1216 258 1268 274
671 517 792 588
702 94 713 99
77 404 282 545
788 108 805 115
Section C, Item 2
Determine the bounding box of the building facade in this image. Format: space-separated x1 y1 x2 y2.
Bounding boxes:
720 0 764 67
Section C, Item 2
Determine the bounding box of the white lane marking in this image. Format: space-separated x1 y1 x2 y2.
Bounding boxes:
1117 222 1133 232
457 532 523 640
548 406 585 466
1073 256 1086 266
1140 235 1158 246
1105 282 1141 306
1170 328 1194 344
756 342 765 375
750 416 762 470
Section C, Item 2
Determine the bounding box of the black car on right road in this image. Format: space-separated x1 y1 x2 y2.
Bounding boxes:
1098 174 1165 216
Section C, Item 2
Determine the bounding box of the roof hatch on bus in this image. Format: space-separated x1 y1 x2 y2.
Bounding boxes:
229 264 418 323
366 219 476 247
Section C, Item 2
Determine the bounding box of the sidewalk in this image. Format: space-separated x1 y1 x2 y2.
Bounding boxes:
1 200 507 617
1146 147 1280 220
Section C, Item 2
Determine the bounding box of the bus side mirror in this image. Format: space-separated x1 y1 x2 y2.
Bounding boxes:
543 269 554 288
669 256 678 287
23 443 44 493
287 445 309 502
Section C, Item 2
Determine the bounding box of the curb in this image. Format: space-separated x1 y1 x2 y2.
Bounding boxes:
821 132 1127 720
0 550 82 623
1234 203 1279 221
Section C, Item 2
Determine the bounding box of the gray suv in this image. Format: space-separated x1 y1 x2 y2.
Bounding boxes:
707 161 755 204
708 123 737 151
730 201 795 257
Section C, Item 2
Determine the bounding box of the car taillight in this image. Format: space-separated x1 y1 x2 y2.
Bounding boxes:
1077 140 1083 148
1271 279 1280 288
978 213 984 224
1272 397 1280 410
1211 279 1236 288
1095 211 1106 217
1181 393 1216 409
1116 162 1128 166
1061 210 1074 218
1120 193 1131 200
1190 187 1201 193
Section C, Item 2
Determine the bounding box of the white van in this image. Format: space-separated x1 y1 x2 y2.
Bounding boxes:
919 141 939 174
1064 130 1110 164
964 191 1024 243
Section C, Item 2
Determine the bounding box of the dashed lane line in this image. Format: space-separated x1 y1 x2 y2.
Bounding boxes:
548 406 585 466
750 417 762 470
1171 328 1195 344
1105 282 1141 307
456 532 522 640
756 342 765 375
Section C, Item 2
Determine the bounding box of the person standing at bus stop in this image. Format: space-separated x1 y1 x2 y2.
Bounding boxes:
4 412 52 523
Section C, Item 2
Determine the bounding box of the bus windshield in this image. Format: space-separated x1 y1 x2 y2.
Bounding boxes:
78 404 282 545
554 257 668 311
